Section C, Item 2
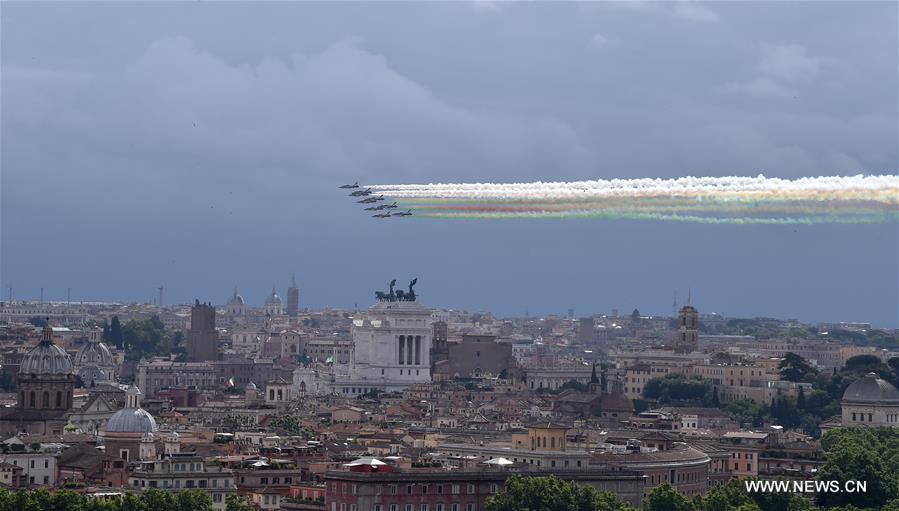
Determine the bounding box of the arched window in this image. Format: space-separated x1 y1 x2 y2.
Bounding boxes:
56 392 62 408
42 392 50 408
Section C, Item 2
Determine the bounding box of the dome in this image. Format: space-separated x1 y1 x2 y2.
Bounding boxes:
105 408 158 434
228 288 245 306
843 372 899 404
246 381 257 390
265 288 282 305
76 339 113 366
20 327 74 376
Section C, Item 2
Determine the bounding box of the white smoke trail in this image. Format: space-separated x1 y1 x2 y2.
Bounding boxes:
367 174 899 202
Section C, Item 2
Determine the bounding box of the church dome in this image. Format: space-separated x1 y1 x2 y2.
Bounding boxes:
843 372 899 404
105 385 158 434
105 408 158 434
265 288 282 306
76 339 113 366
20 327 73 376
246 381 257 391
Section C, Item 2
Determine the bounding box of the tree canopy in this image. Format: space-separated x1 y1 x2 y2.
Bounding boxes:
485 475 634 511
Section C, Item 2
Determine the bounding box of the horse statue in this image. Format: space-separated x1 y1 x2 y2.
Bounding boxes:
395 290 406 301
407 278 418 301
375 291 388 301
388 279 397 301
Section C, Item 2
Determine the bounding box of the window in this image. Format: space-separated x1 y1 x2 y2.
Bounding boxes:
421 506 429 511
467 505 475 511
390 484 398 495
451 505 460 511
436 506 444 511
407 485 414 495
490 484 498 494
390 505 399 511
437 485 443 495
467 484 475 494
452 484 460 495
406 506 414 511
421 485 428 495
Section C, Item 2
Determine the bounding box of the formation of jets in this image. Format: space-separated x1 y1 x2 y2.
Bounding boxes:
339 184 412 219
365 202 398 211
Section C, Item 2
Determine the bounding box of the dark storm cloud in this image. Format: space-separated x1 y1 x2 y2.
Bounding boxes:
2 2 896 326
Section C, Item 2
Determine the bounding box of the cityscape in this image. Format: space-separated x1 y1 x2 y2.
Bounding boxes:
0 277 898 510
2 1 898 511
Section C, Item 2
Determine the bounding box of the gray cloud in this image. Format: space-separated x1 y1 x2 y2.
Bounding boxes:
2 2 896 326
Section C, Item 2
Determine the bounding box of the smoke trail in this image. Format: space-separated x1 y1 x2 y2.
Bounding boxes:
360 174 898 224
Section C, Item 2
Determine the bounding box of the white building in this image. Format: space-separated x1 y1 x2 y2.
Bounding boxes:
293 297 433 396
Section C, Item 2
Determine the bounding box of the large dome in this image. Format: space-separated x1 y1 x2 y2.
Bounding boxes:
105 408 158 433
76 339 113 366
20 327 73 376
104 385 158 434
843 372 899 404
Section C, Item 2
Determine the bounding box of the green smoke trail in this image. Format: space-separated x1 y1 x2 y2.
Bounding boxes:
407 210 899 224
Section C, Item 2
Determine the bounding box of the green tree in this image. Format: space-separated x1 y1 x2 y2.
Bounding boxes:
779 352 817 382
645 484 691 511
485 475 634 511
225 495 255 511
108 316 124 349
817 428 899 509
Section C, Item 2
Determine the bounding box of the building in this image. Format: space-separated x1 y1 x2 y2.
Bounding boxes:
137 359 217 398
674 304 699 354
841 372 899 427
437 334 515 380
592 441 711 499
294 286 434 395
187 300 218 362
720 431 768 479
0 326 75 436
129 452 235 509
326 458 646 510
287 274 299 321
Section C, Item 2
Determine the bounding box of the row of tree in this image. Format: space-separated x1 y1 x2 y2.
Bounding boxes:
486 467 899 511
0 488 255 511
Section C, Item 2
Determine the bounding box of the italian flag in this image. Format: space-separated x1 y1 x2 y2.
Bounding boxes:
326 356 334 365
227 376 235 388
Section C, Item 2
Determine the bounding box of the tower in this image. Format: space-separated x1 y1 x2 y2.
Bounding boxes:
675 298 699 354
287 273 299 321
187 300 217 362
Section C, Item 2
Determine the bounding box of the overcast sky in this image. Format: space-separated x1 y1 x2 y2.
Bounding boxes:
2 2 897 326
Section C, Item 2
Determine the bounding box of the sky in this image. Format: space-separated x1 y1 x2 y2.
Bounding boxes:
2 1 897 327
